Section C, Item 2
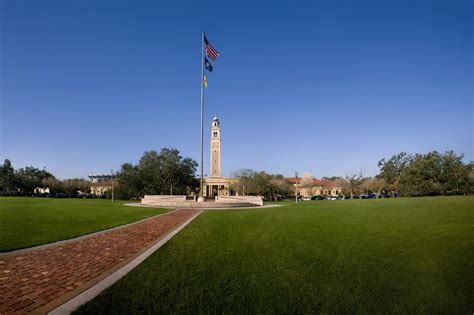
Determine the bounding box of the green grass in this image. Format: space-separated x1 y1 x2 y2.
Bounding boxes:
76 196 474 314
0 197 167 252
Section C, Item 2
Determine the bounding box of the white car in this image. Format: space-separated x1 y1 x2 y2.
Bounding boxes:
326 196 337 200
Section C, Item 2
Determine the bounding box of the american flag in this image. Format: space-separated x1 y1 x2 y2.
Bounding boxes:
204 35 220 61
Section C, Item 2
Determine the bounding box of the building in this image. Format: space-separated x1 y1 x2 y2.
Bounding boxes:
33 187 50 194
203 116 231 197
286 172 342 197
88 174 114 196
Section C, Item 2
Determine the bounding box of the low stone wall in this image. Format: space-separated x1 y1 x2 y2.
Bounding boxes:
142 195 187 206
215 196 263 206
141 195 263 208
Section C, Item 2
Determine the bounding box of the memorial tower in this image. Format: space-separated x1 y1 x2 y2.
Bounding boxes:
210 116 221 177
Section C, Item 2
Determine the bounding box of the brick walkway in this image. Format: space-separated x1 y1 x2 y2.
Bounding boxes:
0 208 200 314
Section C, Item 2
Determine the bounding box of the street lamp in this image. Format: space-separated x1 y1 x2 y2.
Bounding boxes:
295 171 299 203
111 169 115 203
43 167 46 195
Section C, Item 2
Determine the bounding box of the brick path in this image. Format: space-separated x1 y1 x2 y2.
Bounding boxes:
0 208 200 314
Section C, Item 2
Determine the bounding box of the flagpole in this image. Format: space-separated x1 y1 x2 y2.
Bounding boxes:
199 31 205 201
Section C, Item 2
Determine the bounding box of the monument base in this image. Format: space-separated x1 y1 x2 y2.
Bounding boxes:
141 195 263 208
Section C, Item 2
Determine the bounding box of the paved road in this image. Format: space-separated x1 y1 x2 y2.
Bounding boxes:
0 208 200 314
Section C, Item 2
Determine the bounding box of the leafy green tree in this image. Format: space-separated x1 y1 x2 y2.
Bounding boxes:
399 151 471 196
15 166 54 195
0 159 15 194
377 152 413 195
116 149 198 199
439 151 471 194
116 163 142 200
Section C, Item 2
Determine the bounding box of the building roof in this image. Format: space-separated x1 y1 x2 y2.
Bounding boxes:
310 179 334 188
285 177 300 184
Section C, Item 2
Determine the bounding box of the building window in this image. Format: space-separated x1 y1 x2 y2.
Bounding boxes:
213 132 218 138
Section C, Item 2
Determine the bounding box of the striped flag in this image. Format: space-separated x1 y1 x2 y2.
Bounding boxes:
204 35 220 61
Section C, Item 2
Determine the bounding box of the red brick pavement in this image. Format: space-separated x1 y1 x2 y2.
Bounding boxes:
0 208 200 314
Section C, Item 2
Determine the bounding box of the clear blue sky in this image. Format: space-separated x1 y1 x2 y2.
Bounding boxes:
1 0 472 179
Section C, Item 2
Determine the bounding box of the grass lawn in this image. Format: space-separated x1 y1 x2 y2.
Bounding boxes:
0 197 167 252
76 196 474 314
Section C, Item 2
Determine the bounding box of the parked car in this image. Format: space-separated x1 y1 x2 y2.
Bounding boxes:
326 196 337 200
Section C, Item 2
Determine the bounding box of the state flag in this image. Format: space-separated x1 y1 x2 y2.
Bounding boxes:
204 58 213 72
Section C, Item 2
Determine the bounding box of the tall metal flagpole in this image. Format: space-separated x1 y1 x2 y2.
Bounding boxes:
199 31 205 201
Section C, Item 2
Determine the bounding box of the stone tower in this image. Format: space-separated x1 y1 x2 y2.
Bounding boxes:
210 116 221 177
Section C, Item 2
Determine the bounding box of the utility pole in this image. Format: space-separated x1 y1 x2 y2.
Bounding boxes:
295 171 299 203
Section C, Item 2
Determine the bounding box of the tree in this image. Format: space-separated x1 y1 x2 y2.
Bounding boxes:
345 171 364 198
231 169 258 196
362 177 387 197
398 151 471 197
62 179 90 197
439 151 471 194
0 159 15 195
116 149 199 199
268 176 291 200
377 152 413 195
42 177 63 194
231 170 291 199
15 166 54 195
333 178 350 195
116 163 142 200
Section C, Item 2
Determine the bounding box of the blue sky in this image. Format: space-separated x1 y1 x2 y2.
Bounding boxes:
1 0 472 179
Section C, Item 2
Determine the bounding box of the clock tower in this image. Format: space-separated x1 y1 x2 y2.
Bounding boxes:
204 116 231 197
210 116 221 177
